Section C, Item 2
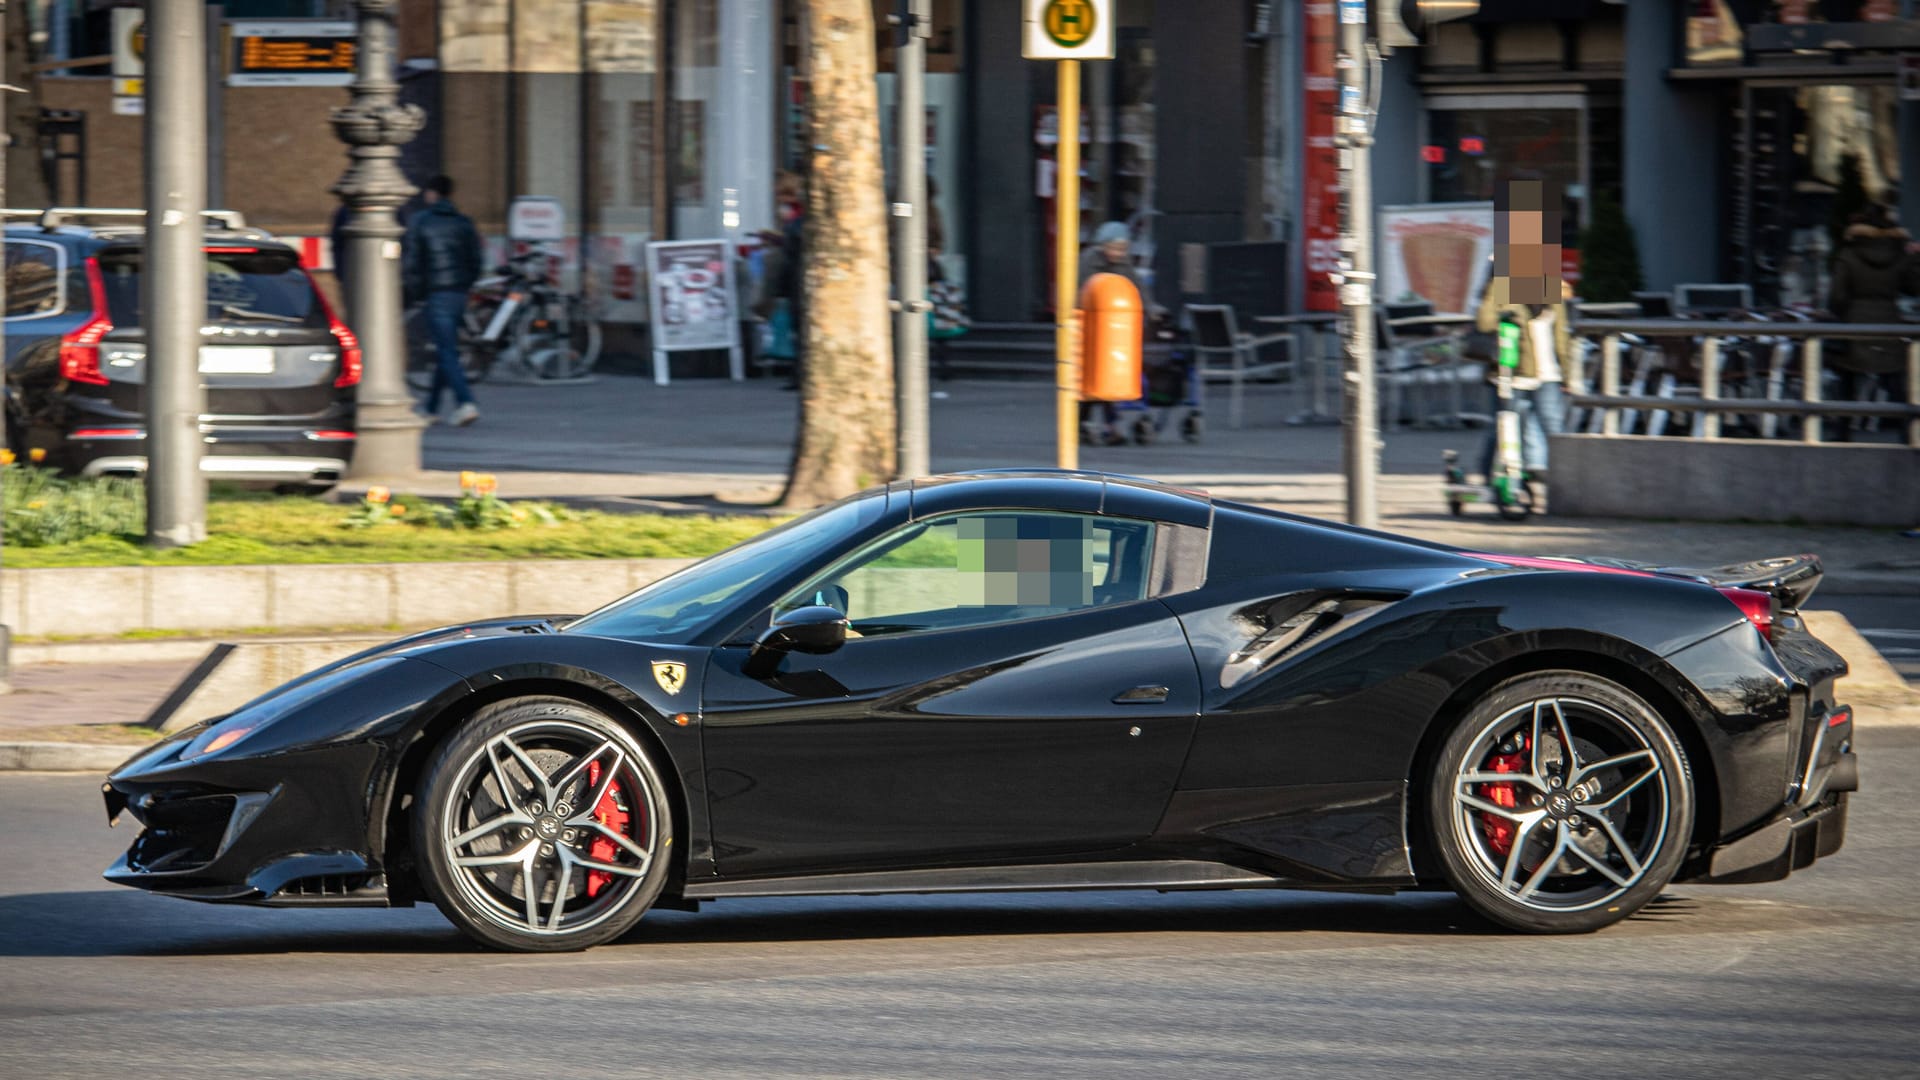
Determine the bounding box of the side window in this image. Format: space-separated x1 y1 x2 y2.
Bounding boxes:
3 240 66 319
779 511 1158 637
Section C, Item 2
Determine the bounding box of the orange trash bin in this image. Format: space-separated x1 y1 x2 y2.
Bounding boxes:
1078 272 1144 402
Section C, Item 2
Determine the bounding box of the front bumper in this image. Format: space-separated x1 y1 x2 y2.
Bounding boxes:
1690 703 1857 885
101 732 399 907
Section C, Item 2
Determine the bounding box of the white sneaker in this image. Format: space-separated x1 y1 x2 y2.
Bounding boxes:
413 408 441 426
450 402 480 427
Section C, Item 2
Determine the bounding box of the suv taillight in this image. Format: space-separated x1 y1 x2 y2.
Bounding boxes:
59 257 113 385
329 318 362 388
308 272 361 388
1717 586 1776 642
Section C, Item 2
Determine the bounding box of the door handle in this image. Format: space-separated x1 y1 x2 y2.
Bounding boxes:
1112 685 1170 705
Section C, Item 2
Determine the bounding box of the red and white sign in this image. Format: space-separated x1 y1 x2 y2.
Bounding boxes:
1302 2 1340 312
508 196 567 242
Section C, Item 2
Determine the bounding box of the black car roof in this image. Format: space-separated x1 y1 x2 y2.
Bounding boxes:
907 470 1213 528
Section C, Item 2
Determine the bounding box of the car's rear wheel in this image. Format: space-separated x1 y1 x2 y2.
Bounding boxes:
1427 671 1692 933
414 696 672 951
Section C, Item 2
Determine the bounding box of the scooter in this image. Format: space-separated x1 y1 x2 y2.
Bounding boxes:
1443 316 1536 521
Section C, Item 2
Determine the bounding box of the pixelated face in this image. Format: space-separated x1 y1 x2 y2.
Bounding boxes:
956 514 1093 608
1493 179 1562 306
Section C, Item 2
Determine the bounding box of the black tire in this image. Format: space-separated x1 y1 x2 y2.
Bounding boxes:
1426 670 1693 934
1132 416 1156 445
413 696 674 952
1447 498 1464 517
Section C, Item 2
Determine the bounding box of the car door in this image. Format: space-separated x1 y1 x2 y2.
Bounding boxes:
700 509 1204 879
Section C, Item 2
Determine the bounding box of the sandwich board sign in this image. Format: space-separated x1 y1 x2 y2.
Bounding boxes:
645 239 742 386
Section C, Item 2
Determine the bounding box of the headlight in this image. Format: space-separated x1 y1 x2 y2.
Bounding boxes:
180 718 261 761
177 657 406 761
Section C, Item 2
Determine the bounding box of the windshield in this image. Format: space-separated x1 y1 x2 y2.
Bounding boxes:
97 249 326 329
563 491 887 644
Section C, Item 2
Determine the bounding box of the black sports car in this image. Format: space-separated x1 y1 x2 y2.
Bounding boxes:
102 471 1857 951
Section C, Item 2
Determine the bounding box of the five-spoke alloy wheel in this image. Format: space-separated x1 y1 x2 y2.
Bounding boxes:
415 697 672 951
1427 671 1693 933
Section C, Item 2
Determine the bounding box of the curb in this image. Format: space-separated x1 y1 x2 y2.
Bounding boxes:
0 741 147 773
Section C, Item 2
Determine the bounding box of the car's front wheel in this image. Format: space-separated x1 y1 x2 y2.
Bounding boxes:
1427 671 1693 933
414 696 673 951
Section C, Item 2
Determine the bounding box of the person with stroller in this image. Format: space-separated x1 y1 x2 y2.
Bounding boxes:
1474 178 1572 484
1076 222 1148 444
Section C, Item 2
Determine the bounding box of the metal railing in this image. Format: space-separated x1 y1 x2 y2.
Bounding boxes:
1569 318 1920 449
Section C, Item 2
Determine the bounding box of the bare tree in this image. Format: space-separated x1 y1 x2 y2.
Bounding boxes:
778 0 896 510
3 0 50 210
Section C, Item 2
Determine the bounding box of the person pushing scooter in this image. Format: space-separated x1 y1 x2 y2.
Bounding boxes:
1446 178 1572 520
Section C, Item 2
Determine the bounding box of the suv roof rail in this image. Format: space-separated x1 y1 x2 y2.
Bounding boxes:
2 208 48 220
35 207 250 230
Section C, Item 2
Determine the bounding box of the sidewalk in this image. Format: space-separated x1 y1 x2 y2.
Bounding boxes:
350 374 1919 594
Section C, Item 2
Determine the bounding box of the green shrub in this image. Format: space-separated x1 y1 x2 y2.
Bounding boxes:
2 464 147 546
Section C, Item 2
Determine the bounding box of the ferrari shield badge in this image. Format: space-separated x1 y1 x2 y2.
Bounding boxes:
651 660 688 696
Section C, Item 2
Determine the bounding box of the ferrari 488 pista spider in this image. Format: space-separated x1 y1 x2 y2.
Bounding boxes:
103 471 1856 950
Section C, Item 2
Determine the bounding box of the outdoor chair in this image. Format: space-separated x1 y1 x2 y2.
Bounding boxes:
1185 304 1292 429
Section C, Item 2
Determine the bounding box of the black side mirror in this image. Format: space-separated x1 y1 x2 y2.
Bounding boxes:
746 606 848 676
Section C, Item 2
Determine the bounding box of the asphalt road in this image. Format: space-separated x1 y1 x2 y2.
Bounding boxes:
1 728 1915 1079
1815 595 1920 684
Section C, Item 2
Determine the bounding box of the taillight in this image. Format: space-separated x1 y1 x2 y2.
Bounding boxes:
307 270 361 388
329 319 363 388
1717 586 1776 642
59 258 113 385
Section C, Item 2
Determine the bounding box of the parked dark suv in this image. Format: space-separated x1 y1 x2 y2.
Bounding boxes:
3 207 359 488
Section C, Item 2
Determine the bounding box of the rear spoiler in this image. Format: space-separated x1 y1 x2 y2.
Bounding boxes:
1670 554 1824 610
1536 553 1825 610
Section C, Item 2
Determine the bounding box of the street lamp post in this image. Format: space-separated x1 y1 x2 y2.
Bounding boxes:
331 0 426 480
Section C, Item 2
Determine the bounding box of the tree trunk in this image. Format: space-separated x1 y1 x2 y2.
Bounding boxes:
3 0 51 210
779 0 896 510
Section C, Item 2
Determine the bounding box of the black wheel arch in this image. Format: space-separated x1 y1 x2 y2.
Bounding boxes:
1402 642 1723 885
379 673 698 908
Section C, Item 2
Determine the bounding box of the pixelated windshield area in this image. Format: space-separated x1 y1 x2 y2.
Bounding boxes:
1492 178 1562 306
782 512 1157 636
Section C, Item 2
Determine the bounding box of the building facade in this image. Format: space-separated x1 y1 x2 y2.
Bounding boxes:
17 0 1920 357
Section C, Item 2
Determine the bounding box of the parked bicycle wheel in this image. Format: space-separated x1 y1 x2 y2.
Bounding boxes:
515 293 602 381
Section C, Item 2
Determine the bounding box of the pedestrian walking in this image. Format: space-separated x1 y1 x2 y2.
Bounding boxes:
1828 202 1919 417
403 175 484 426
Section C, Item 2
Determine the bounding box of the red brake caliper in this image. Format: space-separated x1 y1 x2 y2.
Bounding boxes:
1480 734 1529 856
584 760 631 898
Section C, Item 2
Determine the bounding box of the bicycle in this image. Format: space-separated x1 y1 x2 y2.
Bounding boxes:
405 252 601 386
510 260 602 381
405 270 510 391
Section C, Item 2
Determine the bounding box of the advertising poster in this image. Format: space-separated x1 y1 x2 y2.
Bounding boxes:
645 239 741 385
1301 1 1340 312
1379 202 1495 315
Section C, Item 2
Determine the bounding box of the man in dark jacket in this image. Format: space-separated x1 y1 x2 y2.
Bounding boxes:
1830 203 1920 390
403 175 484 426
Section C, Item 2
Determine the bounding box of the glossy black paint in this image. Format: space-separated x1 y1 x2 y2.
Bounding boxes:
102 471 1853 915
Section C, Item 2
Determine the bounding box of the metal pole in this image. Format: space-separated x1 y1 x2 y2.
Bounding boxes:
144 0 208 548
332 0 426 479
1335 16 1377 528
206 5 225 211
893 0 931 479
1 0 11 691
1054 59 1081 471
